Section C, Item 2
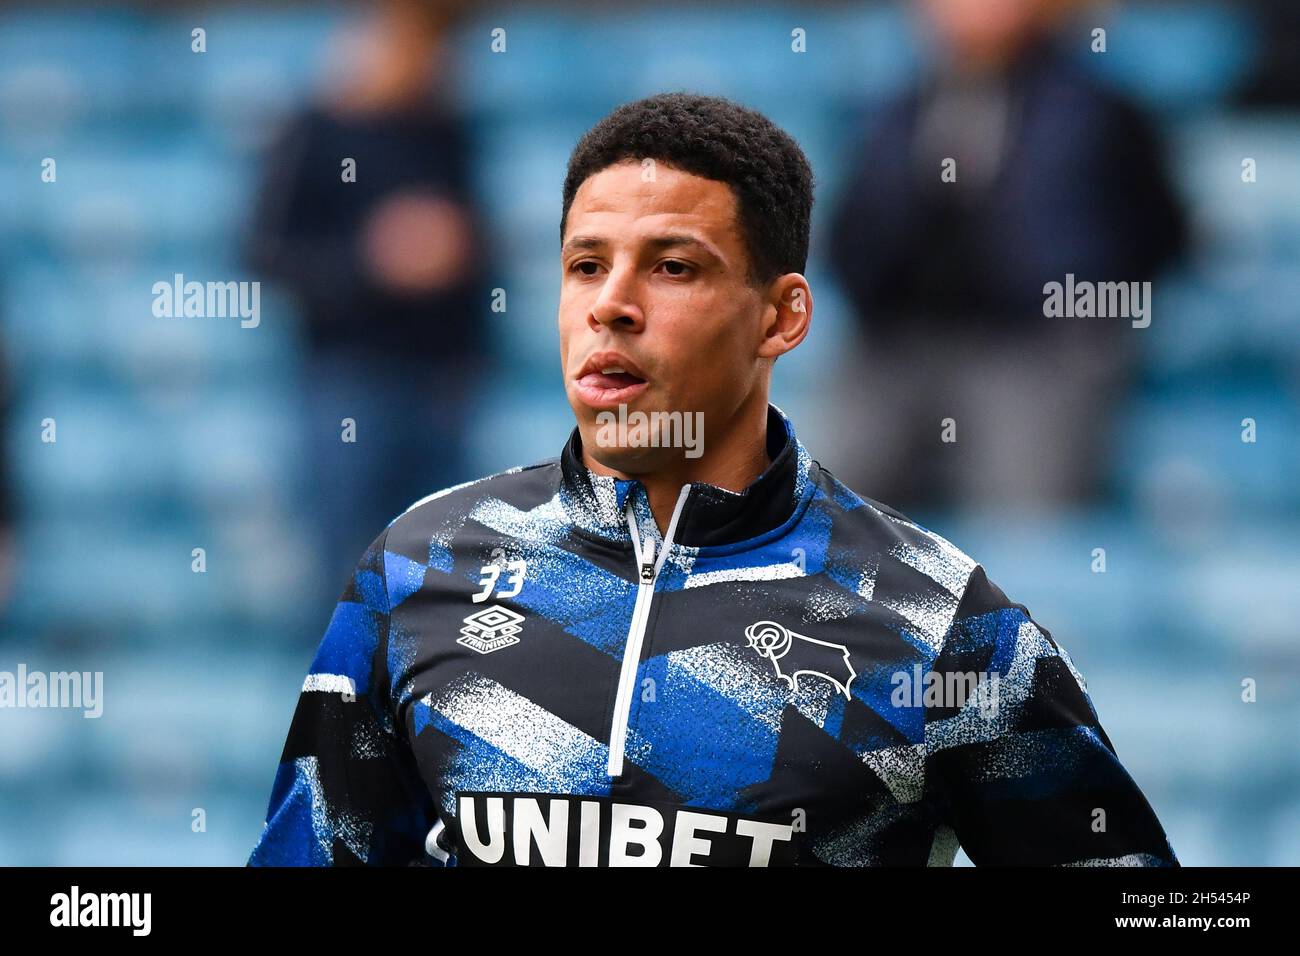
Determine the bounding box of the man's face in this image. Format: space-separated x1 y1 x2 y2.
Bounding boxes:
558 160 768 473
919 0 1048 63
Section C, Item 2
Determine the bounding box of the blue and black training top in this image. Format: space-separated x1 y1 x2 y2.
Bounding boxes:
248 404 1179 867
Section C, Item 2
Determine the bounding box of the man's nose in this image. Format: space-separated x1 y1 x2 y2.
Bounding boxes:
588 263 645 331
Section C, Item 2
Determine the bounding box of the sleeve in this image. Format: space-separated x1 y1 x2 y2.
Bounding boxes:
823 97 923 336
923 565 1179 866
243 110 370 325
1047 92 1189 285
247 526 439 866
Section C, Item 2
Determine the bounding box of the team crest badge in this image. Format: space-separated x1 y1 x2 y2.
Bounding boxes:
744 620 857 698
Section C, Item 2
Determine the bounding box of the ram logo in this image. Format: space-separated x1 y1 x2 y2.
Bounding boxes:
744 620 857 699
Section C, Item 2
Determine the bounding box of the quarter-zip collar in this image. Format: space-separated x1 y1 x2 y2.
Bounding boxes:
557 403 812 549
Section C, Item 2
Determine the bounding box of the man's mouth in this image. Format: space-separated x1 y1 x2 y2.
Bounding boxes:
573 353 650 407
578 367 647 390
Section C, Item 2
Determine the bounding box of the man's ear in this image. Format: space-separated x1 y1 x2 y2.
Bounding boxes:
757 273 812 361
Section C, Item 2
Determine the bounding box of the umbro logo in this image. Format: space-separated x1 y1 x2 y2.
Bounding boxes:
459 605 525 655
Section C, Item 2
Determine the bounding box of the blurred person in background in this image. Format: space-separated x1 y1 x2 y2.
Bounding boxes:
827 0 1187 514
246 0 487 596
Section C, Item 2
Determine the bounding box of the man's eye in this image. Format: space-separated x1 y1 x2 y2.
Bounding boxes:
661 260 691 276
571 261 600 276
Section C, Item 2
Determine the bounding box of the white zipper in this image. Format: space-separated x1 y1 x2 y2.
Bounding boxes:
606 484 692 779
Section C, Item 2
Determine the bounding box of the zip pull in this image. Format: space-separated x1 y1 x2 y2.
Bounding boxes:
625 494 659 585
624 483 690 587
640 538 656 584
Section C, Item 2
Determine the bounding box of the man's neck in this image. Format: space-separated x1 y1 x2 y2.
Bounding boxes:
582 399 772 537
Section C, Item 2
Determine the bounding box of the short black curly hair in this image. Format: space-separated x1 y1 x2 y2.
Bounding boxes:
561 92 814 286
